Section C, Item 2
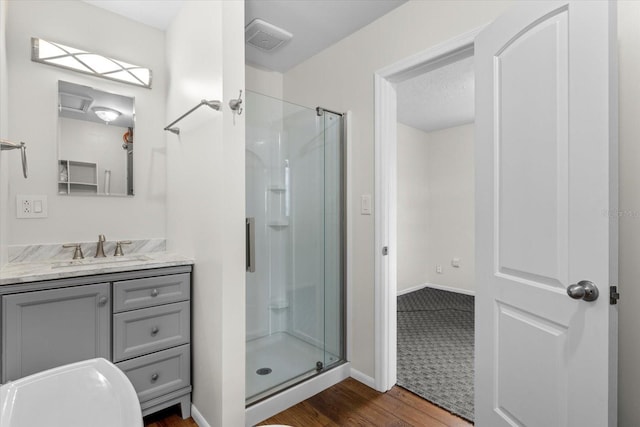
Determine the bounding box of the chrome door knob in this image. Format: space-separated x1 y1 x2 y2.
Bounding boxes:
567 280 599 302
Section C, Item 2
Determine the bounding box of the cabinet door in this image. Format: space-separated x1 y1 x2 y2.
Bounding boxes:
2 283 111 382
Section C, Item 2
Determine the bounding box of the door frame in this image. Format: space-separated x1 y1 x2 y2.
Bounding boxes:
373 26 484 392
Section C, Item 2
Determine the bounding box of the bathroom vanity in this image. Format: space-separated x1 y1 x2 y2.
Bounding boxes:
0 257 193 419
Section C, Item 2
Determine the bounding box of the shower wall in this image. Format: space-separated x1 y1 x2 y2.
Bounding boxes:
246 93 289 340
287 109 324 347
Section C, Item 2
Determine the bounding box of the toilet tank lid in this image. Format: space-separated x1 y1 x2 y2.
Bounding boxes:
0 358 142 427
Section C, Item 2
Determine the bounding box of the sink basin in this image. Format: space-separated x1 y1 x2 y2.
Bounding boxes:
0 358 142 427
50 254 152 269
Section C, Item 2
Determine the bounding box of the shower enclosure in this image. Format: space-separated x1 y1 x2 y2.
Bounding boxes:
245 91 345 405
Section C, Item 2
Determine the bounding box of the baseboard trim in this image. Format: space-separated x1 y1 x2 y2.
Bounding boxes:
397 282 475 296
191 404 211 427
397 282 430 296
350 368 376 389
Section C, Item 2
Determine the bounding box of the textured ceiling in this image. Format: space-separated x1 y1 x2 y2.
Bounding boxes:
83 0 407 73
397 55 475 134
245 0 407 72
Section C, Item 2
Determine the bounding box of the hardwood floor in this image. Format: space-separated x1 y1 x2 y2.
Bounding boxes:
259 378 473 427
144 378 473 427
143 406 198 427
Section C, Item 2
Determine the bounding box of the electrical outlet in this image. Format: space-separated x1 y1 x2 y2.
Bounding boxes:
436 265 443 274
22 199 31 214
16 195 48 219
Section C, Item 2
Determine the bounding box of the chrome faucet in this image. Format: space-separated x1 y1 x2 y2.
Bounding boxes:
95 234 106 258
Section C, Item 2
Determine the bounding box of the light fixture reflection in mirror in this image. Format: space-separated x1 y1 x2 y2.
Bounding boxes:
58 81 134 197
92 107 121 123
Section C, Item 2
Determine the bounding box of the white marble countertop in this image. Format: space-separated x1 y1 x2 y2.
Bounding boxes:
0 252 194 285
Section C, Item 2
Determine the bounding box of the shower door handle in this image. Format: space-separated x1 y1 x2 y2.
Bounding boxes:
246 217 256 273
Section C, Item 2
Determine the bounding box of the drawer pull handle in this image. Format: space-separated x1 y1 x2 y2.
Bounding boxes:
151 289 159 297
150 373 159 382
151 326 160 336
98 296 108 306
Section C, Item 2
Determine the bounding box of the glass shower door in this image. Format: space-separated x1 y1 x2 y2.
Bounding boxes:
320 110 344 372
246 91 344 405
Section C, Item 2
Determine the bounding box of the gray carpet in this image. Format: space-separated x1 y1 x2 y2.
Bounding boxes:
397 287 475 422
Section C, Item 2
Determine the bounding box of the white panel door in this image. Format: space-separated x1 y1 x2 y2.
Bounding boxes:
475 1 617 426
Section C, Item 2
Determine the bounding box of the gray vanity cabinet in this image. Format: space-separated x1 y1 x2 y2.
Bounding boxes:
2 283 111 382
0 265 192 419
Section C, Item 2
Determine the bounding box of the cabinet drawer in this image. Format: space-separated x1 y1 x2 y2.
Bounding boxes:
113 273 190 312
117 344 190 403
113 301 190 362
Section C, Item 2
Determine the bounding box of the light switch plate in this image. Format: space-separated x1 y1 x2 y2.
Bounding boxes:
361 194 372 215
16 195 48 218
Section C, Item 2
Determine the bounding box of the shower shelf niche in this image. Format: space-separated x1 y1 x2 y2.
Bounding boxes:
267 182 289 227
267 221 289 227
269 299 289 310
267 185 286 192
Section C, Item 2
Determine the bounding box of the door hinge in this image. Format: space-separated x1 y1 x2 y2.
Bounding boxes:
382 246 389 256
610 285 620 305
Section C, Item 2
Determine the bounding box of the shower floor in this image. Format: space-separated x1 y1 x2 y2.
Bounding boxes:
246 332 340 404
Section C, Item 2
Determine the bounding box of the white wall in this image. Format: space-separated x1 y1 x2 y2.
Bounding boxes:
165 1 245 426
59 118 128 195
284 0 512 378
617 1 640 425
424 123 474 293
0 0 8 266
5 1 166 245
396 123 429 292
246 65 283 99
396 123 474 295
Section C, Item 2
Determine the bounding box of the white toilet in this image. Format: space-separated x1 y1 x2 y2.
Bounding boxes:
0 358 142 427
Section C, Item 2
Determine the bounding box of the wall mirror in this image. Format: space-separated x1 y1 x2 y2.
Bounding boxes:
57 80 134 196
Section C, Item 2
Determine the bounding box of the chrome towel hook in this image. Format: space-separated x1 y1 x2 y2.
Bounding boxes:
229 90 243 115
1 139 28 178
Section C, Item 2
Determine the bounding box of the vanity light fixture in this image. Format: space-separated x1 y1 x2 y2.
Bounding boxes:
92 107 121 123
31 38 152 88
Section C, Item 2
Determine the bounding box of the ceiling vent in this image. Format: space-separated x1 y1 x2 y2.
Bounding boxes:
59 92 93 114
245 19 292 52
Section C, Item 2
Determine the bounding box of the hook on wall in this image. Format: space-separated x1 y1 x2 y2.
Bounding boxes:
0 139 28 178
229 90 243 116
